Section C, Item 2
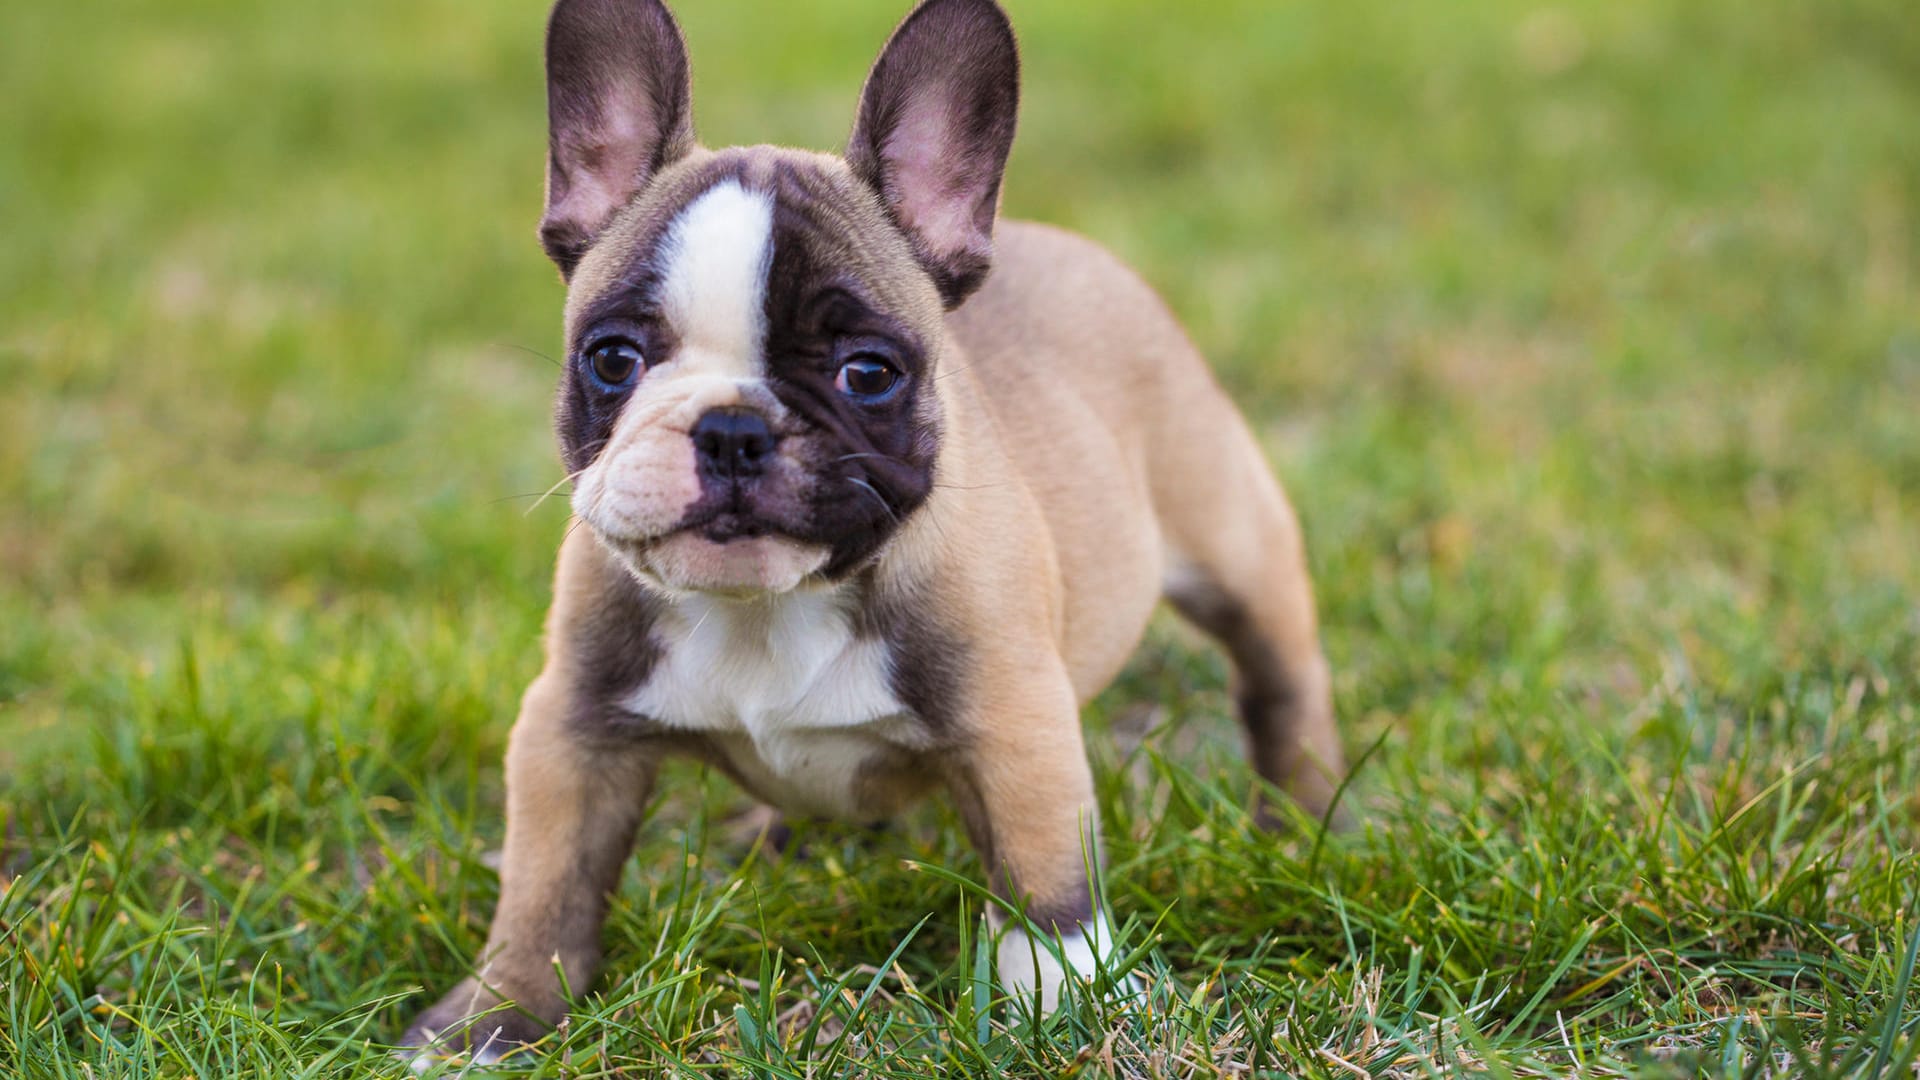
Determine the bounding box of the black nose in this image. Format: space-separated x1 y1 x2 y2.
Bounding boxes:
691 408 775 477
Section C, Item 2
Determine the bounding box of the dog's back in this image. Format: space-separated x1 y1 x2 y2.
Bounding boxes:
946 223 1324 729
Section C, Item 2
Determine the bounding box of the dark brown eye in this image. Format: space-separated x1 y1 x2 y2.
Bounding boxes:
835 356 901 400
586 339 643 388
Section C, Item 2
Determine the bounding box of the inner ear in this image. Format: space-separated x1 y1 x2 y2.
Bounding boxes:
540 0 696 276
846 0 1019 308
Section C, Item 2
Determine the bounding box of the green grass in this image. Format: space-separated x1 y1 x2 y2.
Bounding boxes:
3 0 1919 1074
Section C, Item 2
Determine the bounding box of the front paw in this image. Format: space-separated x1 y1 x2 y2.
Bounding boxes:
399 977 559 1069
994 914 1141 1016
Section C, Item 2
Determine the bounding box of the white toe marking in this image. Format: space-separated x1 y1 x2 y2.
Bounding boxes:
994 910 1128 1013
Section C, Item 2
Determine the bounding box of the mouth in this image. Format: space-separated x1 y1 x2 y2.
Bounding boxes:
596 518 828 595
682 506 780 543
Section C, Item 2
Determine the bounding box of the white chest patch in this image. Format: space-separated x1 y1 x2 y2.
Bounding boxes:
624 588 910 818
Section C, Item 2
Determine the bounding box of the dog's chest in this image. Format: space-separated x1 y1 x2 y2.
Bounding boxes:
623 591 915 818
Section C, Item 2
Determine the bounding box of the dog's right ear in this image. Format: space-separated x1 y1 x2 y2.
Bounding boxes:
540 0 696 277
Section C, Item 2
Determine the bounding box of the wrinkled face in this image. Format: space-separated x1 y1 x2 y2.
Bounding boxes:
562 148 949 595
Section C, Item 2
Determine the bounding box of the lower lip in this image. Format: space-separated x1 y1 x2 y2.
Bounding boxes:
696 512 773 543
633 531 829 593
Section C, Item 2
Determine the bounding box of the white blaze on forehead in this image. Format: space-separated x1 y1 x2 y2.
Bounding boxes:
659 179 775 379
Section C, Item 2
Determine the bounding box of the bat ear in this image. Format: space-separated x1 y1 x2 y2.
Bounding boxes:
846 0 1019 308
539 0 696 276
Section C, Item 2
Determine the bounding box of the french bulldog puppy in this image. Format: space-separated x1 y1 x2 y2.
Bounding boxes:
404 0 1344 1061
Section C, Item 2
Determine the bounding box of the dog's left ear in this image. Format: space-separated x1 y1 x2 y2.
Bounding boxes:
847 0 1019 308
540 0 697 277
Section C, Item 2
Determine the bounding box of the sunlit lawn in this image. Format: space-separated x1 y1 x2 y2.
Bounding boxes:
3 0 1918 1075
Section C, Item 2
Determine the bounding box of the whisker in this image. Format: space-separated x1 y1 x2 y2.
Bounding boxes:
493 341 565 370
847 477 901 526
918 486 958 551
683 601 715 645
931 481 1009 492
525 468 589 517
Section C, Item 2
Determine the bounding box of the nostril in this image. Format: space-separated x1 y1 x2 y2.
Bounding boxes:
691 408 775 475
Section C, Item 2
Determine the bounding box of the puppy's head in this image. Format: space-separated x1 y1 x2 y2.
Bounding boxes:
542 0 1018 595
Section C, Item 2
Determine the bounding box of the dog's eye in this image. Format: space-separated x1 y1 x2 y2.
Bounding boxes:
835 355 901 400
585 339 643 389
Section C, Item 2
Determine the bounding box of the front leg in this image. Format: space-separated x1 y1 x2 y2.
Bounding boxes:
950 664 1120 1014
403 676 656 1063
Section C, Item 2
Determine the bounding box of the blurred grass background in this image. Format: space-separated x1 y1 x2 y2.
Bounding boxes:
2 0 1918 1075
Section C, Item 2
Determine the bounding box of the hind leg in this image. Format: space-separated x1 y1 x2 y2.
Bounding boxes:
1157 420 1346 828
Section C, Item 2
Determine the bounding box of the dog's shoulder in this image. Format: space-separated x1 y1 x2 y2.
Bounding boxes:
947 220 1203 391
